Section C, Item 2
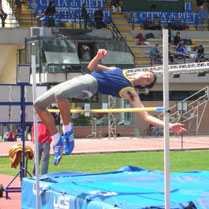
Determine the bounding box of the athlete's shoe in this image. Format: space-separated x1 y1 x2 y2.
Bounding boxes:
53 136 64 166
64 128 74 155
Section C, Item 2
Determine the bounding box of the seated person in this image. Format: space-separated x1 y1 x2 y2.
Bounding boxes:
135 33 147 45
143 17 154 30
111 0 122 13
176 39 184 50
168 16 183 30
175 43 189 59
151 17 162 30
169 44 175 64
174 31 181 46
197 44 205 59
149 44 162 64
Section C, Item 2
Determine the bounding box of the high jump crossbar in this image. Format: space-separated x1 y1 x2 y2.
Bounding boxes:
48 107 164 114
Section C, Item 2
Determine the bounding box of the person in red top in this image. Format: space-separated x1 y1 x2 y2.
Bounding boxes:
32 122 52 175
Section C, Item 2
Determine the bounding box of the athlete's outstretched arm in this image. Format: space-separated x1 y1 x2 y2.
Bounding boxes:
122 89 187 135
88 49 114 72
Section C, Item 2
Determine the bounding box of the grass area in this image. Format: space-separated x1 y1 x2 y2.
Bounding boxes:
0 150 209 176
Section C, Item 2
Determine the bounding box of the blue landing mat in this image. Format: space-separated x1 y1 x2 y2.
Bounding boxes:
21 166 209 209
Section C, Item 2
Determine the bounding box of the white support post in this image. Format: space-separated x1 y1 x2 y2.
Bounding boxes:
32 55 40 209
163 29 170 209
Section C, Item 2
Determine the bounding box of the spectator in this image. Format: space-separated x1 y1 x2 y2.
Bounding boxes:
176 39 185 51
169 44 175 64
81 3 94 29
150 4 156 12
174 32 181 46
30 0 38 17
157 126 162 136
35 10 45 27
44 0 56 27
15 0 21 17
144 17 154 30
135 32 147 45
176 39 184 50
25 124 32 141
197 0 204 6
4 131 16 141
169 16 183 30
195 57 201 63
197 5 208 31
44 1 56 16
32 122 52 175
149 124 157 136
149 44 162 64
83 45 91 61
94 6 105 29
111 0 121 13
151 17 161 30
175 42 189 59
197 44 205 59
168 28 173 44
0 0 7 27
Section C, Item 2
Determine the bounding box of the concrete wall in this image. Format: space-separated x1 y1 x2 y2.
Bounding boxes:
0 45 19 84
74 126 135 138
0 28 30 45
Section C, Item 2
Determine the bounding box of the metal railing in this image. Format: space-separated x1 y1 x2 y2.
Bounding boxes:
107 16 136 62
159 86 209 135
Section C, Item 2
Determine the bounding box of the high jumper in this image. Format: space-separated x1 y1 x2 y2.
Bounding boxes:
34 49 187 166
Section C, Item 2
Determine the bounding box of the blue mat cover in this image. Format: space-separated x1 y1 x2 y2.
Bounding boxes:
21 166 209 209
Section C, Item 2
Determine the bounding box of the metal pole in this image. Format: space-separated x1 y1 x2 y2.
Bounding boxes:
163 29 170 209
181 108 184 150
32 55 40 209
20 85 25 179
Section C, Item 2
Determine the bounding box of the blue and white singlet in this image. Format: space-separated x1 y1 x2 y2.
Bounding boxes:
91 68 134 98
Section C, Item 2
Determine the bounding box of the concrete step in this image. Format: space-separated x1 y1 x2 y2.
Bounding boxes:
129 47 140 53
134 25 141 30
134 54 145 58
116 25 132 30
113 19 129 24
123 35 133 40
19 23 36 27
112 13 126 18
121 31 132 36
135 60 150 65
131 49 141 54
127 41 138 46
195 39 209 42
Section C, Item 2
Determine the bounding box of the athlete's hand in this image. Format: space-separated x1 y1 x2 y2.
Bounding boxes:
170 123 187 135
97 49 107 59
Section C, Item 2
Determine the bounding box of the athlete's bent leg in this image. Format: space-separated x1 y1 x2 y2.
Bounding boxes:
57 100 74 155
